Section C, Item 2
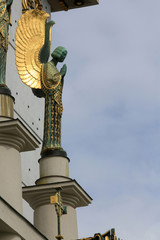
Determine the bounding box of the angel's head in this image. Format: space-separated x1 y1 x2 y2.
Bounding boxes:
51 46 67 62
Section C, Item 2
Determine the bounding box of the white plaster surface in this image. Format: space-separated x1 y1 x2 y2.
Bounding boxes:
0 145 22 213
34 204 78 240
0 198 49 240
0 234 21 240
39 156 69 179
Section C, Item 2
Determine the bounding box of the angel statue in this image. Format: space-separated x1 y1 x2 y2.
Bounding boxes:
32 46 67 157
0 0 13 89
15 9 68 157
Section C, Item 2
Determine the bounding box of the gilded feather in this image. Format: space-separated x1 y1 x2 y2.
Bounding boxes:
15 9 50 89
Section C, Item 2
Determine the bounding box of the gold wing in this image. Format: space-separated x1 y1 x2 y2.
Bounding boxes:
15 9 49 89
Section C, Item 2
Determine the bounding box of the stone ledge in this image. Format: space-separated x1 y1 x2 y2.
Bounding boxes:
0 196 48 240
0 119 40 152
23 180 92 209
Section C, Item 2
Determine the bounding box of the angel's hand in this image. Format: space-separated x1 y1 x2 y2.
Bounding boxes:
60 64 67 78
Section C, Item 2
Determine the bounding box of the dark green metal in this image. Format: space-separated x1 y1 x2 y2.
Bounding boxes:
0 0 13 89
54 188 67 239
62 205 67 214
111 228 115 240
78 228 122 240
39 21 55 64
33 45 67 156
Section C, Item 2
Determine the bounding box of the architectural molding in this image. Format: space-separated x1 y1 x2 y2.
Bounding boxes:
23 180 92 209
0 119 40 152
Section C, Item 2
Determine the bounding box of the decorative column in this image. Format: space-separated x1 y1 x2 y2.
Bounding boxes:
0 89 40 213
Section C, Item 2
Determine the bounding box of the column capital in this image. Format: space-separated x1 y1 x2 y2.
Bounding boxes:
0 119 40 152
23 180 92 209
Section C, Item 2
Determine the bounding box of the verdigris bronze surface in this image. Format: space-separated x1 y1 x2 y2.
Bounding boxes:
41 47 67 155
15 9 67 156
33 47 67 155
0 0 13 88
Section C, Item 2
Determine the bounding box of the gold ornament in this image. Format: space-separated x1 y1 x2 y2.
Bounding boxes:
15 9 49 89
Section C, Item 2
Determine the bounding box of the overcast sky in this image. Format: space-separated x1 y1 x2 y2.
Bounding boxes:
51 1 160 239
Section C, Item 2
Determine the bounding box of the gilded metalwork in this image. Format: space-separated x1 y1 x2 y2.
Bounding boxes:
50 195 58 204
42 61 61 90
15 9 50 89
15 10 67 156
0 94 13 118
22 0 42 13
80 229 122 240
59 0 68 11
50 188 67 240
0 0 13 88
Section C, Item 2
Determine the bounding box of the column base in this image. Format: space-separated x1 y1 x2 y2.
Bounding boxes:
36 154 70 185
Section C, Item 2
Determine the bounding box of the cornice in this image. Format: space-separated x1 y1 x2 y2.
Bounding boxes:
23 180 92 209
0 119 40 152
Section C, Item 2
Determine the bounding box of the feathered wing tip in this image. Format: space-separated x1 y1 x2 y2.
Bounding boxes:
15 9 50 89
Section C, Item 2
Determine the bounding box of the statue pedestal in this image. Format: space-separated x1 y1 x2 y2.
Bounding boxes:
0 88 14 120
23 153 92 240
36 155 70 184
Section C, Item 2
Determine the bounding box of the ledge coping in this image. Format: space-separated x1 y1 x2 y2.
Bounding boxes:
0 196 48 240
0 118 40 152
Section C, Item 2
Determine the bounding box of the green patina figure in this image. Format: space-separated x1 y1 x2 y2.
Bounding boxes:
15 10 68 157
0 0 13 88
33 46 67 156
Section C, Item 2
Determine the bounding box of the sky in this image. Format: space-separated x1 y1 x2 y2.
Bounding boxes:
50 1 160 240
